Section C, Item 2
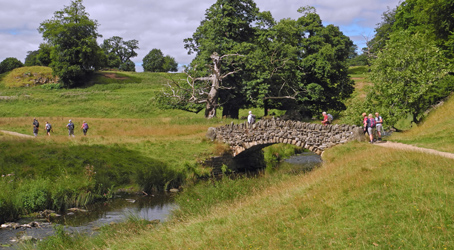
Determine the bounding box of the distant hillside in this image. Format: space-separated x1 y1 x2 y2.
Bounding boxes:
1 66 57 87
0 67 144 88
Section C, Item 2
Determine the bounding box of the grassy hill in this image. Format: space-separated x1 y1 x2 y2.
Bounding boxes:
389 94 454 153
2 67 454 249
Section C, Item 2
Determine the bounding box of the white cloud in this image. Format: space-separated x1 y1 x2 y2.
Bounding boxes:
0 0 401 71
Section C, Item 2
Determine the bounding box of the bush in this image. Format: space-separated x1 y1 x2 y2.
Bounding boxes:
0 57 23 74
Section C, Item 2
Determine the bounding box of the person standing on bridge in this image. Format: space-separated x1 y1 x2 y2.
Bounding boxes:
248 111 256 128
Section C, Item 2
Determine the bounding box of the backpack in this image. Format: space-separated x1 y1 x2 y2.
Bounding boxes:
48 124 52 129
369 118 376 128
68 123 74 130
83 123 89 130
375 116 383 124
327 114 333 123
250 115 256 124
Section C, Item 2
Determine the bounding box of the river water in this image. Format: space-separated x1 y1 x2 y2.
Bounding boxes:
0 193 176 248
0 152 322 248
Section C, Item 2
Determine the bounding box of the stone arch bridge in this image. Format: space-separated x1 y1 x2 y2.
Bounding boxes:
205 118 363 173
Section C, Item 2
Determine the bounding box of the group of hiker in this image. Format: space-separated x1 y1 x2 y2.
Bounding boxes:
320 112 384 143
362 112 383 143
32 118 89 137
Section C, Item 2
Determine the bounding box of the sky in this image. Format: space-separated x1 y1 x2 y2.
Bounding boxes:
0 0 401 72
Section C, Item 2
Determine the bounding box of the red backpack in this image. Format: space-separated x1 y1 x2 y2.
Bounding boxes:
369 118 376 128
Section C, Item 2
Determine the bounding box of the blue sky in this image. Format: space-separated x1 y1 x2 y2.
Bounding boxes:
0 0 401 72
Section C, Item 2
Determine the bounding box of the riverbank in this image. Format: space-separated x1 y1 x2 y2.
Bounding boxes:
19 141 454 249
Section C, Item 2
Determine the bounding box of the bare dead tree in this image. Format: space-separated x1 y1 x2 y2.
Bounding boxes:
163 52 243 118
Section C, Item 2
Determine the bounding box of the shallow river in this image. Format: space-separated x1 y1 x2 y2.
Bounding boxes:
0 193 176 248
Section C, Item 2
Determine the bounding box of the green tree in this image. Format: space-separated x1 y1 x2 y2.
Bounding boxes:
142 49 177 72
143 49 164 72
119 59 136 72
243 6 354 117
183 0 273 118
0 57 23 74
393 0 454 58
37 43 52 67
101 36 139 71
163 55 178 72
368 31 453 128
24 50 40 66
38 0 103 87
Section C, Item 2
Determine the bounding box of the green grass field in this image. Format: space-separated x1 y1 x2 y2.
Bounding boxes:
1 66 454 249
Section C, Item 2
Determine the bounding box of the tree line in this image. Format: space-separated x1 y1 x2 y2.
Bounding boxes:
342 0 454 129
0 0 178 85
3 0 451 126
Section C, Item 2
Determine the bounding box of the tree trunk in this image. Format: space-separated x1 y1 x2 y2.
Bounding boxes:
204 53 221 119
205 84 218 118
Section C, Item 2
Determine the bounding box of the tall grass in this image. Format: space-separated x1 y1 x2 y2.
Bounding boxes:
390 94 454 153
25 142 454 249
0 138 192 223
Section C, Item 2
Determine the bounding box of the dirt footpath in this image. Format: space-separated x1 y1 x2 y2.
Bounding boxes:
0 130 34 138
375 141 454 160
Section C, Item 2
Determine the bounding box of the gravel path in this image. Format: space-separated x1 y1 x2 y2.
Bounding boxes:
375 141 454 160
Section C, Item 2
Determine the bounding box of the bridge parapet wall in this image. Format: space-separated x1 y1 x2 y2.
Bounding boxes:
207 118 363 156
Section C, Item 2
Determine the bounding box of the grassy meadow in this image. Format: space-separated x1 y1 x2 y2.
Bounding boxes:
0 69 234 223
1 66 454 249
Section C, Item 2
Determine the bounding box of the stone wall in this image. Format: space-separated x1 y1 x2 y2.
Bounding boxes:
207 117 364 156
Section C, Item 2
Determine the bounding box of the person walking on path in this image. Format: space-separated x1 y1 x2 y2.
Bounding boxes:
366 114 376 143
45 121 53 136
32 118 39 137
375 112 383 141
67 119 75 137
81 121 89 136
247 111 256 128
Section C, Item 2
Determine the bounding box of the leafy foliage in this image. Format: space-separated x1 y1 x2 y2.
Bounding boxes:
101 36 139 71
368 31 453 127
142 48 178 72
38 0 104 87
177 3 354 118
0 57 23 74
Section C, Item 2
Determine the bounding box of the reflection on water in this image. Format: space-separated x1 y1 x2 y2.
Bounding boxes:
279 151 322 174
0 193 176 248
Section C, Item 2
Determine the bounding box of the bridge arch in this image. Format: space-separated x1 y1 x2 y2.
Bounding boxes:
207 117 364 158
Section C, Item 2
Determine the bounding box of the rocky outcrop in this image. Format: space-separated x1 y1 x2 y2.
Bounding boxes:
207 117 363 156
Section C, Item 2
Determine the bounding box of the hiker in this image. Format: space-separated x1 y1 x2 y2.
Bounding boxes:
247 111 256 128
32 118 39 137
366 114 376 143
66 119 75 137
45 121 52 136
81 121 89 136
362 113 368 135
375 112 383 141
321 112 329 125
